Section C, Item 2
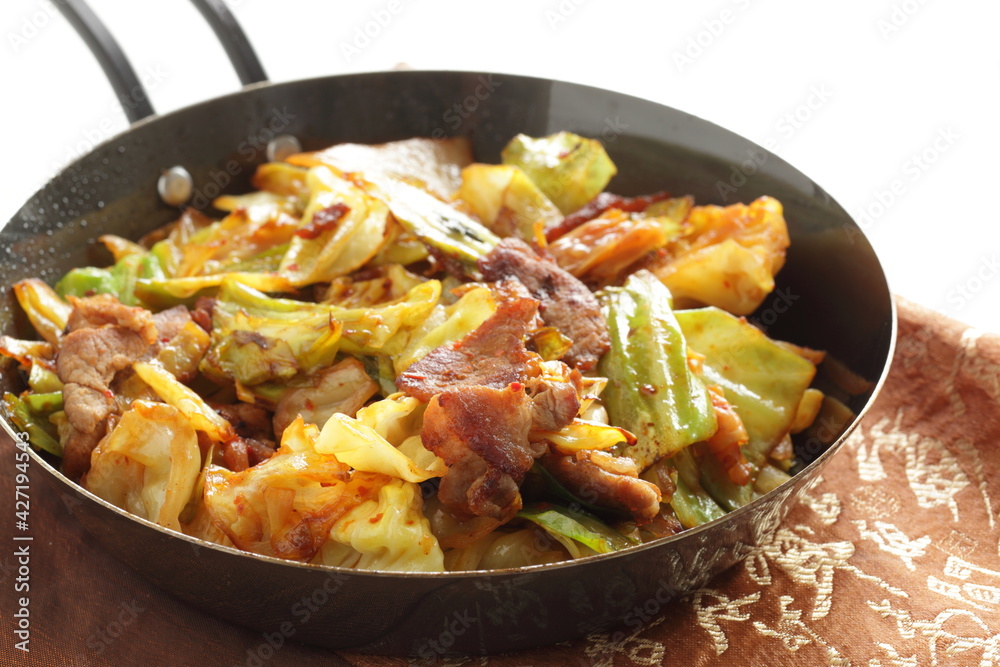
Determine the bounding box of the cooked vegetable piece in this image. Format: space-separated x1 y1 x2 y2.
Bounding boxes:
669 474 727 529
12 279 72 345
518 503 637 554
135 272 294 309
675 306 816 466
598 270 717 469
652 196 789 315
535 419 633 454
315 411 444 483
85 401 202 532
3 392 62 456
56 251 165 307
279 166 390 286
457 163 562 241
133 361 236 443
288 136 474 199
316 477 445 572
369 177 500 269
501 132 617 214
547 209 669 286
202 278 439 386
204 417 383 561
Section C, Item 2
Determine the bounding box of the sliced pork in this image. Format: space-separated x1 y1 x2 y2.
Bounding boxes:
478 238 609 371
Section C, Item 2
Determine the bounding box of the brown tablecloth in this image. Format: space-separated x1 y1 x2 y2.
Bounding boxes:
3 296 999 666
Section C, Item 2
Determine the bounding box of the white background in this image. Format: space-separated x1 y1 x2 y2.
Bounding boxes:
1 0 996 332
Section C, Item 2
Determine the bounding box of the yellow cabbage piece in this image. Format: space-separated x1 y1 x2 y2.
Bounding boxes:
316 411 444 483
279 166 390 286
286 136 473 199
323 264 427 308
501 132 617 214
86 401 202 532
457 163 562 241
12 279 71 345
203 417 381 561
315 478 444 572
536 419 633 454
652 196 789 315
133 361 235 443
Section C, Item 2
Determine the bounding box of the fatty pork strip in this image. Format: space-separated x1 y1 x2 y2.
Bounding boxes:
57 295 192 479
540 450 661 523
477 237 610 371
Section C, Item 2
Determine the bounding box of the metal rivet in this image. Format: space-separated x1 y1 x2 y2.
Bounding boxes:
158 166 193 206
267 134 302 162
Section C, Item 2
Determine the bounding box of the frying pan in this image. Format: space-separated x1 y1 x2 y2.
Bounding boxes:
0 0 895 656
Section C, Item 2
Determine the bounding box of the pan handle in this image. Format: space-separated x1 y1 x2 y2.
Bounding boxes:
188 0 268 86
56 0 156 123
55 0 268 124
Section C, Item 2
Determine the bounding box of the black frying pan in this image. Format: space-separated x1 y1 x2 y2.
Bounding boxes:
0 0 895 656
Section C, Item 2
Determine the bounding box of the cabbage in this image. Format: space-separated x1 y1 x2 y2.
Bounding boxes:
12 279 72 345
316 478 444 572
272 357 378 435
203 416 380 561
501 132 617 214
315 411 444 483
547 209 669 285
652 196 789 315
675 306 817 465
457 163 561 241
86 401 202 532
279 166 390 286
132 361 235 443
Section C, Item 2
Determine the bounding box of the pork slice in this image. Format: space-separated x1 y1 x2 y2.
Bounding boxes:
57 297 159 479
478 238 609 371
421 384 539 521
396 295 538 402
151 305 192 342
540 449 662 524
527 372 581 433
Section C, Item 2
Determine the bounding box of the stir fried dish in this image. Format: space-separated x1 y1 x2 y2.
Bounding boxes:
2 132 826 571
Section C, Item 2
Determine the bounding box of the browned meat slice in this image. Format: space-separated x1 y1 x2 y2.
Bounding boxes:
58 297 159 480
541 449 662 524
222 437 277 472
151 305 192 342
421 384 541 521
213 402 276 445
526 371 581 432
478 238 610 371
396 294 539 402
191 296 216 333
66 293 157 337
